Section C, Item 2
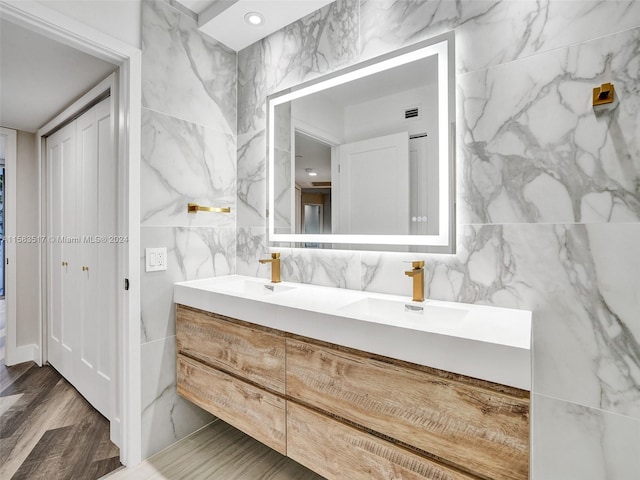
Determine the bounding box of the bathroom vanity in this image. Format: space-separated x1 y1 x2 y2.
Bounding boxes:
174 275 531 480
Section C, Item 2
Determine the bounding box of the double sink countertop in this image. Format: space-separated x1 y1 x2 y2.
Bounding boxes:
174 275 532 390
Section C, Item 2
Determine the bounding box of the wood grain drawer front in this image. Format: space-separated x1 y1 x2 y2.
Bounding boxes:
177 354 286 455
286 339 529 480
287 402 476 480
177 305 285 394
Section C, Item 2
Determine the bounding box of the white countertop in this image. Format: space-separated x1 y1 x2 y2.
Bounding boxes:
174 275 532 390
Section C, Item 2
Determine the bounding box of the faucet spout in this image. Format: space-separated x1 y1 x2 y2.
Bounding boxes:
259 252 281 283
404 260 425 302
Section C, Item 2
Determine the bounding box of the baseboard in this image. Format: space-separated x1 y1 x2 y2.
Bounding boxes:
111 416 122 448
5 343 39 366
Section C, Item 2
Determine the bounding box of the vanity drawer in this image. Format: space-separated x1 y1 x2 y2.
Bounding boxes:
286 339 529 480
287 402 476 480
177 354 286 455
177 305 285 393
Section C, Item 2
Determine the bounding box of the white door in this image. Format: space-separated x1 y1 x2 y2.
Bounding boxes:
47 97 115 420
47 122 80 383
336 132 409 234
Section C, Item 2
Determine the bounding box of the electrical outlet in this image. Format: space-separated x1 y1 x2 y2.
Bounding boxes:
157 249 166 268
145 247 167 272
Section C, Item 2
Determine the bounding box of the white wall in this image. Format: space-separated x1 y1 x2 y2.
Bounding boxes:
37 0 142 48
292 92 344 143
15 131 39 347
343 85 438 160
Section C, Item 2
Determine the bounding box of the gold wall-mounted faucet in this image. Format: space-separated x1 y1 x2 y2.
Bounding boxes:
259 252 281 283
404 260 425 302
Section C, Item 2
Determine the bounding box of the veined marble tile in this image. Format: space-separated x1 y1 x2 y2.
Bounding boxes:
141 335 214 459
360 0 640 74
236 227 271 280
141 109 236 227
141 226 235 344
142 0 237 134
362 223 640 419
532 394 640 480
361 225 509 305
237 130 267 228
280 247 361 289
237 0 359 136
458 27 640 224
237 227 361 289
274 148 293 230
175 226 236 279
531 223 640 420
274 103 292 155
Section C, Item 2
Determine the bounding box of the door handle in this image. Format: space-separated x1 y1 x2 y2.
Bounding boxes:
62 261 68 267
82 266 89 272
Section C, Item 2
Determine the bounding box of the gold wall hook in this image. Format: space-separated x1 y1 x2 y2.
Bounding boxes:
62 261 68 267
82 266 89 272
593 82 615 107
187 203 231 214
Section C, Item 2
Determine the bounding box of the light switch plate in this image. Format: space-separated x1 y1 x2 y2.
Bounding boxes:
145 247 167 272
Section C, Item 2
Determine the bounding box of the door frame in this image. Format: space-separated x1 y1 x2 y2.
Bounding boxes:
0 128 17 364
0 1 142 466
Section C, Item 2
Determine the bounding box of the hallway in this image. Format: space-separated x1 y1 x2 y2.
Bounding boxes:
0 298 121 479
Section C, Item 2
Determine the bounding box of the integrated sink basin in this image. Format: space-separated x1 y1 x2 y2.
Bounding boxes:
215 278 297 296
338 297 469 327
174 275 532 390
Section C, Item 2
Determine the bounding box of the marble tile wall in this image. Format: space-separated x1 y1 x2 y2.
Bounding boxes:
140 0 237 458
237 1 640 478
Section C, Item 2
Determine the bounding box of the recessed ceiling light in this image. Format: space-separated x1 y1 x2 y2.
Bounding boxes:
305 168 318 177
244 12 264 26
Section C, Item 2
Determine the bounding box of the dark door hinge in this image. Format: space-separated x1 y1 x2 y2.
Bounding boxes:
124 278 129 291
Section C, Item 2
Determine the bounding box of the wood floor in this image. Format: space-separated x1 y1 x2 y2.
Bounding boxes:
103 420 324 480
0 360 121 479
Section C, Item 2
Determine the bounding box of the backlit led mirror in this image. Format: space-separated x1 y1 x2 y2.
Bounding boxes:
267 31 455 252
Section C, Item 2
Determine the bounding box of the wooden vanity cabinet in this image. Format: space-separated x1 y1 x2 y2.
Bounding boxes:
176 305 285 393
176 305 530 480
176 354 286 454
286 339 529 480
176 305 287 454
287 402 476 480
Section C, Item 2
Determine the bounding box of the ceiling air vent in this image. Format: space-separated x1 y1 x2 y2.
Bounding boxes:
404 107 420 119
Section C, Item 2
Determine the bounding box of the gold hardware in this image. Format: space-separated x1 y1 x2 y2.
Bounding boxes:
187 203 231 214
593 83 615 107
62 261 68 267
259 252 281 283
82 266 89 272
404 260 425 302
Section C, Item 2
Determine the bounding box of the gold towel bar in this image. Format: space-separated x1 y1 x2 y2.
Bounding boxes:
187 203 231 214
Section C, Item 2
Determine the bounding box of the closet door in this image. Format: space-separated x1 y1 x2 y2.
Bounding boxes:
47 122 80 386
47 96 114 420
76 97 115 418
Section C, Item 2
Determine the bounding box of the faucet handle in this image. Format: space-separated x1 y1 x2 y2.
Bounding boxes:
403 260 424 269
271 252 281 259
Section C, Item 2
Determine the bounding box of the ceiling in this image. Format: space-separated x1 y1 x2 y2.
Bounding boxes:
320 55 439 107
175 0 334 51
0 20 117 133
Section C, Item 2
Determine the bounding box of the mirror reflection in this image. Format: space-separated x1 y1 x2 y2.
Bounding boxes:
274 55 439 237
